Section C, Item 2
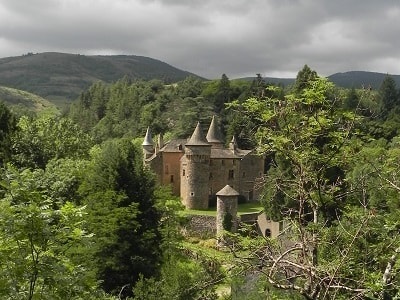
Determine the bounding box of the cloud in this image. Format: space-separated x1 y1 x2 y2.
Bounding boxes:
0 0 400 78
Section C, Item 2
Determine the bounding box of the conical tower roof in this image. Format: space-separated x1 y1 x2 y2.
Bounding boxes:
186 122 210 146
142 127 154 146
206 115 224 144
229 135 238 150
216 185 239 196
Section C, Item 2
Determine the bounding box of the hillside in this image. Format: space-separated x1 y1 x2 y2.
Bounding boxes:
0 85 57 113
0 52 200 105
244 71 400 90
327 71 400 89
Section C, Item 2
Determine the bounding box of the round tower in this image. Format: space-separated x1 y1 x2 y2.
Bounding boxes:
216 185 239 246
181 122 211 210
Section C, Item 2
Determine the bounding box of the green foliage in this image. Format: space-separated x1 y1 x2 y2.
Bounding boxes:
11 115 93 169
0 101 17 165
0 166 103 299
80 138 162 297
379 75 399 117
292 64 318 94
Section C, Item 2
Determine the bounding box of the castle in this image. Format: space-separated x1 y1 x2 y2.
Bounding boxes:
142 116 265 210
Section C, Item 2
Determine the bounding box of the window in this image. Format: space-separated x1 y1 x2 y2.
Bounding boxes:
222 160 225 166
170 175 174 183
265 229 271 238
233 159 236 165
190 192 194 196
182 169 185 176
165 164 169 174
242 171 246 178
228 170 234 179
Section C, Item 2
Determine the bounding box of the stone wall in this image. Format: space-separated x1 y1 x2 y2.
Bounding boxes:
183 215 216 238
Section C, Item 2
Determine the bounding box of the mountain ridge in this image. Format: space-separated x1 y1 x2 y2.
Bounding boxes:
0 52 201 106
245 70 400 90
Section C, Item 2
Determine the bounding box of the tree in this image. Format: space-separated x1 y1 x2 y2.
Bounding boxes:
11 115 93 169
133 187 220 300
230 76 391 299
0 166 105 299
292 65 318 94
214 74 231 113
343 87 360 111
79 138 162 297
0 101 16 165
379 75 399 118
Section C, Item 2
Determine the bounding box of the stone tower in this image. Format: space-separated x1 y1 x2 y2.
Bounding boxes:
181 122 211 209
142 127 154 159
216 185 239 246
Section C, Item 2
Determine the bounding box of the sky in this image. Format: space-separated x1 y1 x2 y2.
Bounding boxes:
1 0 400 79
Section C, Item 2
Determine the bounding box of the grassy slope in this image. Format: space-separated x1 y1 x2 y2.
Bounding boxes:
183 202 263 217
0 86 58 114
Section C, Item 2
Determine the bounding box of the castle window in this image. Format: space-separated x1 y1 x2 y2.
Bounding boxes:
170 175 174 183
265 229 271 238
228 170 234 179
165 164 169 174
233 159 236 165
222 160 225 166
190 192 195 196
242 172 246 178
178 144 183 150
182 169 185 176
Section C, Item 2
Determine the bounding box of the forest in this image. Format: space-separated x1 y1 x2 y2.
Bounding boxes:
0 65 400 299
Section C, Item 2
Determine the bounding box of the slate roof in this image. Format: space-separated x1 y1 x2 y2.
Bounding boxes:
216 185 240 196
206 115 224 144
160 139 187 153
142 127 153 146
186 122 210 146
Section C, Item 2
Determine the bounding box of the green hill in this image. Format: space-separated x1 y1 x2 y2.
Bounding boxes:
242 71 400 90
0 52 201 105
0 86 58 113
327 71 400 89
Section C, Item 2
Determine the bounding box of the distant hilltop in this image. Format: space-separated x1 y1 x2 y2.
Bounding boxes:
244 70 400 90
0 52 201 104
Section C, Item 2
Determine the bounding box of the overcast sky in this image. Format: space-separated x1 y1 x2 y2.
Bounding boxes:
1 0 400 79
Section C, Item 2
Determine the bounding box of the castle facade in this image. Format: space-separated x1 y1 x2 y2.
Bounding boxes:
142 116 264 210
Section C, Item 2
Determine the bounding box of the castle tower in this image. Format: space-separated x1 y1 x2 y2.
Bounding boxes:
229 135 238 153
142 127 154 160
216 185 239 246
206 115 224 149
181 122 211 209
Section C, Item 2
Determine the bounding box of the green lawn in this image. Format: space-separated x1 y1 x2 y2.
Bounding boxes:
182 202 263 217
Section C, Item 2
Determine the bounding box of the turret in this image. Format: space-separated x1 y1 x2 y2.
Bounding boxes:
142 127 154 160
206 115 224 149
157 133 164 150
229 135 238 153
181 122 211 209
216 185 239 246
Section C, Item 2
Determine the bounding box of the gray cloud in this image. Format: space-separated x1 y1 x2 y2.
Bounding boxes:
0 0 400 78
